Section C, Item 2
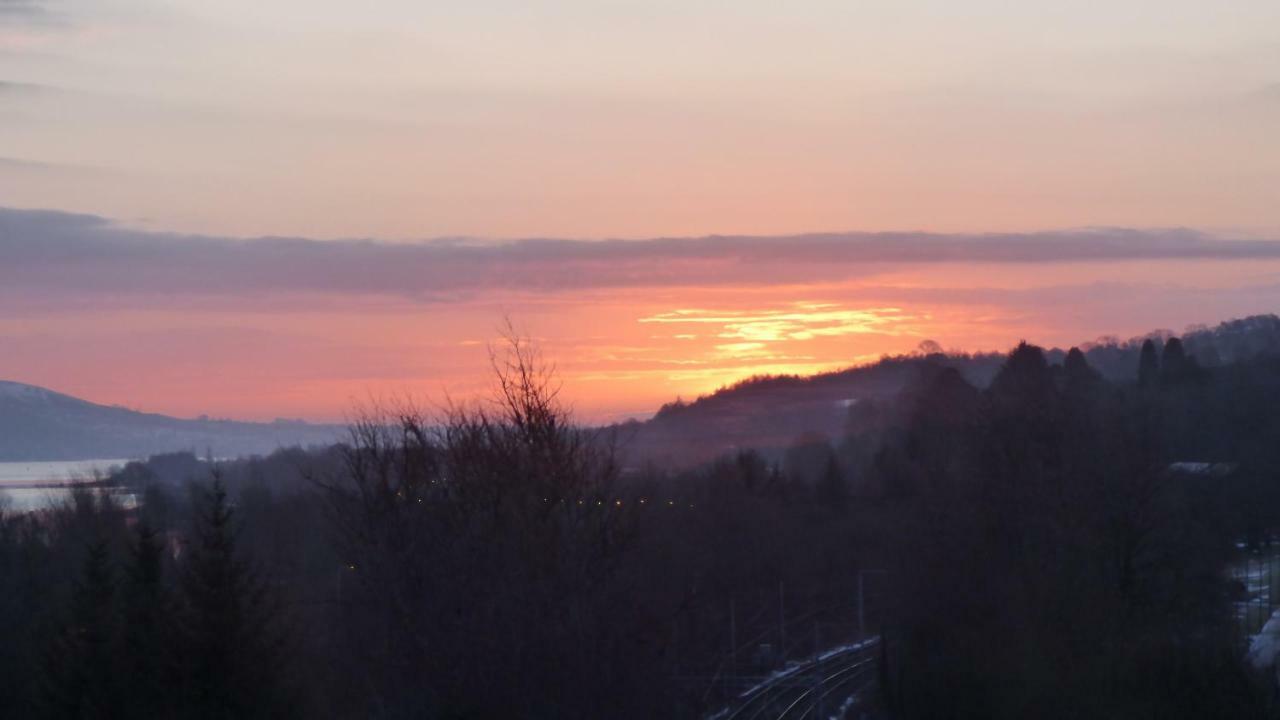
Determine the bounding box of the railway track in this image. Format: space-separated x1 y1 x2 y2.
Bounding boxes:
717 638 879 720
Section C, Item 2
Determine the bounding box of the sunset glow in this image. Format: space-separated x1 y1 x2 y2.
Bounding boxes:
6 213 1280 422
4 1 1280 422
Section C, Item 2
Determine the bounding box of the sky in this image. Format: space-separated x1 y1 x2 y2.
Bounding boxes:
2 1 1279 421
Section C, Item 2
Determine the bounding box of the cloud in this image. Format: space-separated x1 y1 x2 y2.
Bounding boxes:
0 156 98 174
3 206 1280 308
0 79 47 93
0 0 58 25
641 305 924 343
0 0 43 15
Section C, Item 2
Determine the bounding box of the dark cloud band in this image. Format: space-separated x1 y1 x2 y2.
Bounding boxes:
3 206 1279 305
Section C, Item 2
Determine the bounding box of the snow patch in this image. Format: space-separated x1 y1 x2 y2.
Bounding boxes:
829 690 859 720
1249 610 1280 670
738 637 879 699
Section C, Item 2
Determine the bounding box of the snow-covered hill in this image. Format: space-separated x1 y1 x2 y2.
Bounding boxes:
0 380 342 461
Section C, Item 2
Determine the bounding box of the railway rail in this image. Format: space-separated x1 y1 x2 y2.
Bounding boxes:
715 637 879 720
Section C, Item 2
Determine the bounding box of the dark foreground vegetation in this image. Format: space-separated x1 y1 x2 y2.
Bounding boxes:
5 327 1280 718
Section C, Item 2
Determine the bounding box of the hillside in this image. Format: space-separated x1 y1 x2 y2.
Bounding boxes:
0 381 342 461
617 314 1280 467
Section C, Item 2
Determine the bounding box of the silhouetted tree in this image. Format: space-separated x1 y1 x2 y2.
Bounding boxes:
177 478 293 719
1063 346 1101 386
1159 336 1204 386
815 454 849 509
318 332 652 718
1138 339 1160 386
39 538 120 719
119 523 173 717
990 341 1054 403
734 449 767 491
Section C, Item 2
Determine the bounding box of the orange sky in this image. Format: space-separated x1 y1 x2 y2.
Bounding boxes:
6 219 1280 424
3 3 1279 421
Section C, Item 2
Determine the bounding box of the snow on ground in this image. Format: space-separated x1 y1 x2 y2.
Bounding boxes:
737 637 879 699
829 691 859 720
1248 609 1280 670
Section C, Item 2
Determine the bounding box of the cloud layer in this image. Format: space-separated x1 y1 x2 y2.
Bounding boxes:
5 207 1280 307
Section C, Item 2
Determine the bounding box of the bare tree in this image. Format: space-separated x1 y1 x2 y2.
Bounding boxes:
315 331 638 718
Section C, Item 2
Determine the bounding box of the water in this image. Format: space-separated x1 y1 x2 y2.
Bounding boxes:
0 459 136 513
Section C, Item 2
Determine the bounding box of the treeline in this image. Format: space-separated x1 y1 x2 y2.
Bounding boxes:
0 341 868 718
5 332 1280 717
862 338 1280 718
637 314 1280 468
0 480 298 718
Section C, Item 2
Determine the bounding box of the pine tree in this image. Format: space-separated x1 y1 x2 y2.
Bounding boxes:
1063 347 1101 386
1138 339 1160 387
816 454 850 510
40 538 121 719
1160 337 1198 384
120 522 173 716
991 341 1054 402
177 478 293 719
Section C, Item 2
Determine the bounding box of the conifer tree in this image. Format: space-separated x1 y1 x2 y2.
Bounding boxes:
40 538 120 719
816 454 850 509
177 478 293 720
120 522 172 716
1138 339 1160 387
990 341 1054 402
1063 347 1101 385
1160 337 1198 384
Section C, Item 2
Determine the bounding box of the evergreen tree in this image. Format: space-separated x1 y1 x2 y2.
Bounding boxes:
177 478 293 719
815 454 850 509
1160 337 1200 384
1063 346 1101 386
40 538 121 719
1138 339 1160 386
990 341 1054 402
734 449 766 491
120 522 173 716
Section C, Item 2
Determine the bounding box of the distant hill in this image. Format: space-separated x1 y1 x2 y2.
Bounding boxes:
0 381 343 462
9 314 1280 466
616 314 1280 468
